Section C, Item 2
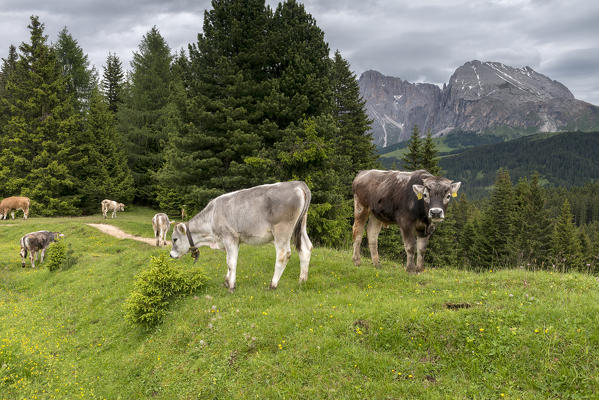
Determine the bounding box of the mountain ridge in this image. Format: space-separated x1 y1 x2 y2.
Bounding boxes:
359 61 599 147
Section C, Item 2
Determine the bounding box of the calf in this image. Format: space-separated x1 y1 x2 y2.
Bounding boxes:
152 213 174 246
0 196 30 220
352 169 461 272
169 181 312 291
20 231 64 268
101 199 125 219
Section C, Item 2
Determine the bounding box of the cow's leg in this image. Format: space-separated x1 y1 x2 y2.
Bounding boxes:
298 217 312 284
270 240 292 290
223 239 239 291
40 248 46 263
401 226 417 272
112 209 116 219
10 211 15 220
352 195 370 266
23 207 28 220
416 234 430 272
102 207 107 219
30 250 36 268
366 215 384 268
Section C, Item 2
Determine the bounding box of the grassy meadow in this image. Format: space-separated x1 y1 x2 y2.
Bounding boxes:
1 208 599 399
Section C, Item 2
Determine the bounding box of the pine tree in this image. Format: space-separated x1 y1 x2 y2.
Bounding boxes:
471 169 516 268
119 26 172 205
402 125 422 170
55 27 96 112
421 129 440 175
513 174 552 268
0 16 80 214
101 52 125 113
550 199 582 271
75 88 134 213
330 50 378 190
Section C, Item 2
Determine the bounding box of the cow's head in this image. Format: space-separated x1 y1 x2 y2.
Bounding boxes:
170 223 199 262
52 232 65 241
412 177 461 223
118 203 125 212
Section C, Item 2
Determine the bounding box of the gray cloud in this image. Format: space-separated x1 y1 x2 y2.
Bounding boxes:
1 0 598 104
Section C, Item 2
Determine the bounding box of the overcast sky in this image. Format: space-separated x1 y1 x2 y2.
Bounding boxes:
1 0 598 104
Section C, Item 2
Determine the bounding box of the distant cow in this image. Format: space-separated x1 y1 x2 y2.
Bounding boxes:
101 199 125 219
20 231 64 268
352 169 461 272
152 213 174 247
0 196 30 220
169 181 312 291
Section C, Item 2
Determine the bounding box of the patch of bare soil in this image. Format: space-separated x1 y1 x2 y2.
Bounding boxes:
86 223 169 247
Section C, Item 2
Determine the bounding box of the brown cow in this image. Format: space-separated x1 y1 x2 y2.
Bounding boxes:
0 196 30 220
352 169 461 272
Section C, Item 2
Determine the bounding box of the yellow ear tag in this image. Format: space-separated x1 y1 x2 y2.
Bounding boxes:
417 193 423 200
452 192 457 198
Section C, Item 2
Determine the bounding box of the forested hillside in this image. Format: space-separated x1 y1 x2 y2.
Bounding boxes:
439 131 599 197
0 3 377 247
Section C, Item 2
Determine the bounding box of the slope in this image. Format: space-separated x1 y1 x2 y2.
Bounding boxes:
1 210 599 399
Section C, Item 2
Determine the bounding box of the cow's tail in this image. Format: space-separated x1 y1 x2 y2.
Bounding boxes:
293 183 311 252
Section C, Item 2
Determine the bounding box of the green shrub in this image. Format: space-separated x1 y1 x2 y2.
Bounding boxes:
124 253 206 328
45 239 78 271
45 240 66 272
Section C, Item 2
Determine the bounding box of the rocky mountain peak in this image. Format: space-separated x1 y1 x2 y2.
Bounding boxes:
359 60 598 147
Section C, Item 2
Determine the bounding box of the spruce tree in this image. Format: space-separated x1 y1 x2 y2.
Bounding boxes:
101 52 125 113
0 16 80 214
402 125 422 170
75 88 134 213
550 199 582 271
514 174 552 267
421 129 440 175
55 27 96 112
330 49 378 189
119 26 172 205
471 169 516 268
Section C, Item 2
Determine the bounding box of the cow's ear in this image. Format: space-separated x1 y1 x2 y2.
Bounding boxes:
412 184 425 200
450 182 462 197
177 224 186 234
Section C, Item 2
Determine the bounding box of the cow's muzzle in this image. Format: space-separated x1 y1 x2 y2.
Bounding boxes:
429 208 444 221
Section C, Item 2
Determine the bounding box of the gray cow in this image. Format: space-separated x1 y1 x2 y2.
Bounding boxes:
152 213 174 247
352 169 461 272
101 199 125 219
169 181 312 291
20 231 64 268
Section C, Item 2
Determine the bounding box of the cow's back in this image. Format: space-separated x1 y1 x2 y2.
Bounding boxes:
353 169 431 223
210 181 308 235
0 196 29 208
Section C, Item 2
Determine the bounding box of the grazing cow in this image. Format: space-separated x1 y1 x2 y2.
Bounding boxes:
0 196 30 220
152 213 175 247
169 181 313 291
352 169 461 272
20 231 64 268
101 199 125 219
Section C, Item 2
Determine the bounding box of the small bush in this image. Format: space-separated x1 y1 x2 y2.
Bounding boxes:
124 253 206 328
45 239 77 271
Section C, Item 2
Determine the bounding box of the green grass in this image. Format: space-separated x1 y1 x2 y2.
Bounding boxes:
1 209 599 399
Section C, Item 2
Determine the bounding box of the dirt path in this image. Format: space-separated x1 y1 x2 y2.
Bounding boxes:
86 223 170 246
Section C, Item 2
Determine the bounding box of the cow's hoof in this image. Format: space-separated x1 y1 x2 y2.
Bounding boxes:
353 259 361 266
269 283 278 290
374 263 382 269
223 280 229 289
